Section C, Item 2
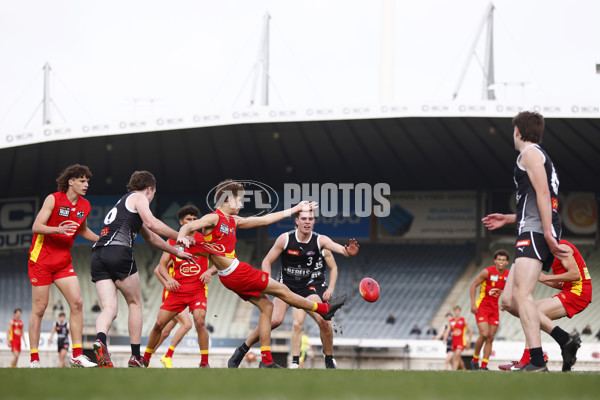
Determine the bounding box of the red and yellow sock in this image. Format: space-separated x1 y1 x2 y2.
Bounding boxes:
143 347 155 363
201 350 209 365
481 359 488 368
72 344 83 358
520 349 530 364
313 302 330 315
165 346 175 358
472 354 479 364
30 349 40 363
260 346 273 364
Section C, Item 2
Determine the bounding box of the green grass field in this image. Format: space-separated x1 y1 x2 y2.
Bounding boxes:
1 369 599 400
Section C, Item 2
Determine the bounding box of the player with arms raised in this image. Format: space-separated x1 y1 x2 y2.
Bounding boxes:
177 180 351 368
470 249 510 370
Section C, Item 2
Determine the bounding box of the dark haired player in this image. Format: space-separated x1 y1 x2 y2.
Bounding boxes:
483 111 573 372
48 312 70 368
91 171 196 368
228 210 348 369
27 164 98 368
177 179 356 368
470 249 510 370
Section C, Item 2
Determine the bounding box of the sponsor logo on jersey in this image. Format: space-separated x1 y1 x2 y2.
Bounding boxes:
490 275 498 282
552 197 559 211
77 211 85 218
180 262 201 276
58 206 70 217
287 249 300 256
101 227 109 236
175 245 184 252
219 223 229 235
516 239 530 247
306 251 316 256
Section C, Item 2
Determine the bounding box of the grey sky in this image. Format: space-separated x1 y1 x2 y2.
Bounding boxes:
1 0 598 131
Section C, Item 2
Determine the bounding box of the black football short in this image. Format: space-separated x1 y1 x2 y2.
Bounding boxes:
514 231 556 272
91 245 138 282
57 339 69 352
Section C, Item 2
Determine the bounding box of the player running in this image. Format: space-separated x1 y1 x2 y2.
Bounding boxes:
470 249 510 370
443 306 472 370
177 179 353 368
143 205 217 368
91 171 196 368
48 312 70 368
498 240 590 371
7 309 27 368
27 164 98 368
228 210 350 369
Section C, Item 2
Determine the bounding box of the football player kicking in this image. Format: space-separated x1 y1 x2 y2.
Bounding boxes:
498 240 590 372
143 205 216 368
177 180 352 368
228 209 356 369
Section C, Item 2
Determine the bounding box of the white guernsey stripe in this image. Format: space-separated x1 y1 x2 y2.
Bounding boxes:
530 231 542 260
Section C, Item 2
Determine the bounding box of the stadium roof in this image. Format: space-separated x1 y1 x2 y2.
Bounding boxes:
1 105 599 197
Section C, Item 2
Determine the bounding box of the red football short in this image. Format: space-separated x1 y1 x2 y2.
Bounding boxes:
475 303 500 326
28 260 77 286
161 289 208 313
451 336 465 351
218 260 269 301
11 340 21 352
555 290 591 318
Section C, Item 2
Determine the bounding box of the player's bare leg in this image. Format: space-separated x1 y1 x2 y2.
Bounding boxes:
144 309 179 364
192 308 210 367
54 277 84 348
304 294 336 368
263 278 345 319
245 297 289 349
10 350 19 367
291 307 308 357
115 273 143 345
453 349 463 370
443 351 454 370
58 348 67 368
29 284 50 365
156 319 178 350
248 294 279 367
95 280 119 335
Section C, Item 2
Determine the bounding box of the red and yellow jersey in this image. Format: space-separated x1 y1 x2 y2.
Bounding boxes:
164 232 209 295
194 209 237 259
9 318 23 342
552 240 592 301
476 266 509 308
450 317 466 338
29 191 91 268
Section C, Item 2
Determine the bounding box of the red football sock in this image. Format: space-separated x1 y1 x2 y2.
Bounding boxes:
143 348 154 363
201 350 209 365
314 302 330 315
30 350 40 363
72 344 83 358
520 349 530 364
165 346 175 358
472 355 479 363
481 359 488 368
261 346 273 364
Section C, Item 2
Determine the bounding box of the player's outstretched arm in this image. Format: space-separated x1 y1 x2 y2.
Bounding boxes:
481 213 516 231
177 214 219 247
469 269 488 314
200 265 218 284
155 256 180 293
261 233 287 276
322 249 338 302
140 225 195 261
236 201 318 229
130 192 179 240
319 236 359 258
